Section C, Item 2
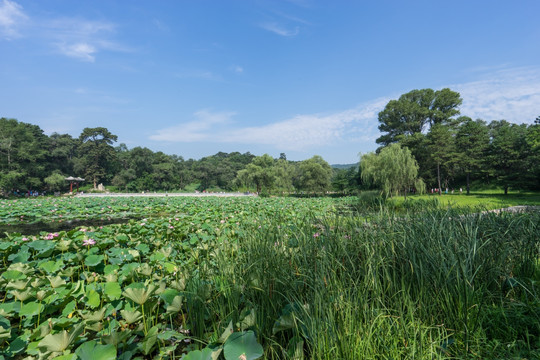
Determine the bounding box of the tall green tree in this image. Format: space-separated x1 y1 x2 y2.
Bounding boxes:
295 155 333 193
0 118 50 191
77 127 118 189
241 154 276 194
487 120 530 194
360 143 423 199
426 124 458 194
48 133 78 176
526 117 540 189
455 118 490 194
376 88 462 146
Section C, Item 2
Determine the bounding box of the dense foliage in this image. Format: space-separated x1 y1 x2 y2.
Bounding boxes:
376 90 539 194
1 89 538 196
0 196 538 359
0 119 342 195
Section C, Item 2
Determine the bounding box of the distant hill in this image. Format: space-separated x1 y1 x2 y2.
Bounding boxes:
331 163 359 170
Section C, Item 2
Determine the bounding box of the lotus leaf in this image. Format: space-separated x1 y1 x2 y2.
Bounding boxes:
85 254 104 267
1 270 25 280
80 307 106 322
159 289 179 305
75 340 116 360
7 279 29 290
182 347 215 360
0 302 16 317
103 264 119 275
102 329 131 346
0 316 10 344
11 289 33 302
223 331 263 360
38 323 84 352
54 354 77 360
104 282 122 300
7 262 32 274
120 309 142 324
137 263 153 276
27 240 55 254
85 289 101 308
36 289 50 301
219 320 234 343
157 329 185 341
47 275 66 288
123 284 156 305
39 260 64 273
165 295 184 314
139 325 159 355
238 309 256 331
6 335 26 356
86 322 103 332
135 243 150 254
272 304 301 334
19 302 43 318
150 252 166 262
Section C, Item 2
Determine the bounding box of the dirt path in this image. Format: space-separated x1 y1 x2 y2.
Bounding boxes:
74 192 256 198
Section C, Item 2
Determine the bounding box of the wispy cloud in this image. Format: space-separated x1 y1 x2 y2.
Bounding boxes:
225 99 387 150
258 4 308 37
44 17 126 61
150 110 237 142
453 66 540 124
57 42 96 62
150 66 540 153
174 70 223 81
0 0 27 39
149 99 388 151
260 22 299 37
0 1 128 61
231 65 244 73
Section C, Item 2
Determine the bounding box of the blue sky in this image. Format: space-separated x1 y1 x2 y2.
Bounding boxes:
1 0 539 164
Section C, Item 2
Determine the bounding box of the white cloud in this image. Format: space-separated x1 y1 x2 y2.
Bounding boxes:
174 70 222 81
149 99 388 151
260 22 299 36
0 0 27 39
223 100 387 150
0 2 127 61
150 66 540 154
43 18 127 61
452 66 540 124
149 110 237 142
232 65 244 73
57 42 96 62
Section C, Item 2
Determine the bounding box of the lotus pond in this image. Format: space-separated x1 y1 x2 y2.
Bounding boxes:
0 196 539 359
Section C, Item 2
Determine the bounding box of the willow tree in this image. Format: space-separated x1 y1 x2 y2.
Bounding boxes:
360 143 424 199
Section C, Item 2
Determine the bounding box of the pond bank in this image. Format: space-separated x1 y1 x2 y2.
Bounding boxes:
75 192 256 197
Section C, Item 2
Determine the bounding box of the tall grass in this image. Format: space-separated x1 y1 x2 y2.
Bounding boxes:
184 205 540 359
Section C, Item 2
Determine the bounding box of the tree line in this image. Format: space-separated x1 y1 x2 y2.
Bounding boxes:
0 118 358 195
361 88 539 196
2 87 538 197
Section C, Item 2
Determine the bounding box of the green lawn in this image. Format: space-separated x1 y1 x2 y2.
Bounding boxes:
391 191 540 209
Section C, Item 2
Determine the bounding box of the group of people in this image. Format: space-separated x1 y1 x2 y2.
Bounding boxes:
430 188 463 194
11 189 45 197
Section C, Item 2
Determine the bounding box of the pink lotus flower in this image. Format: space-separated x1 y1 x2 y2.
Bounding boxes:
83 238 96 246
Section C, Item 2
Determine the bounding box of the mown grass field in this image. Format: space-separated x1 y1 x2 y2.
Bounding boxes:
388 191 540 209
0 195 538 359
